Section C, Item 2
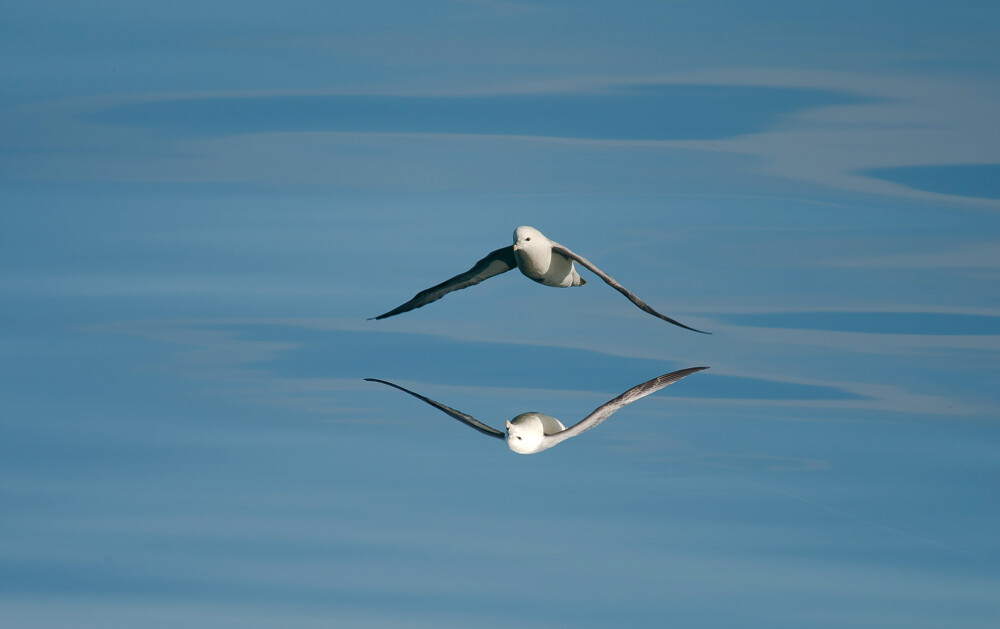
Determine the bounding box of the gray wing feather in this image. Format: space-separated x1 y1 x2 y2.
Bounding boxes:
550 242 709 334
364 378 506 440
542 367 708 448
372 246 516 320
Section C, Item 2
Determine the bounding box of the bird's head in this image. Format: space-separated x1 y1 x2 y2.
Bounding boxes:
512 225 548 254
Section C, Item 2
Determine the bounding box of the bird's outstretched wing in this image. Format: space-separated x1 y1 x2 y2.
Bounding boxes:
542 367 708 449
550 242 709 334
371 246 517 320
364 378 506 440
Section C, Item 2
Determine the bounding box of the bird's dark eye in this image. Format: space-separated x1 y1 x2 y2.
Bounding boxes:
525 238 531 241
517 436 522 440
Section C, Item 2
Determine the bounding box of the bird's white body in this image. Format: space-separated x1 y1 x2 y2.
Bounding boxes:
505 412 567 455
512 226 585 288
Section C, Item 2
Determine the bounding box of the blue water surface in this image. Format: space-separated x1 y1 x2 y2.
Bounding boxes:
2 2 999 628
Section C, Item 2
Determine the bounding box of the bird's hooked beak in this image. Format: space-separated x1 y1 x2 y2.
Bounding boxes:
512 243 520 252
505 420 512 430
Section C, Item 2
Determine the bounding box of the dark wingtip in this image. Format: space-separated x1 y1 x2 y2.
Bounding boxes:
680 325 711 334
371 307 404 320
673 321 711 334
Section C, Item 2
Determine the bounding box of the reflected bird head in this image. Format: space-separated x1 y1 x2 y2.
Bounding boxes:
506 413 550 455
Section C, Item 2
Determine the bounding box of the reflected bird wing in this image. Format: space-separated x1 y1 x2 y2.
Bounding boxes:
364 378 506 440
371 246 517 320
550 242 709 334
542 367 708 449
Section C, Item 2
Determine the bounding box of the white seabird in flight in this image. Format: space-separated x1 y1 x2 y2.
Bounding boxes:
371 226 709 333
365 366 707 455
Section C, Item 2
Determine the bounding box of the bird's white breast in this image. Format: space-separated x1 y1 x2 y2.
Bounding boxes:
512 227 580 287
